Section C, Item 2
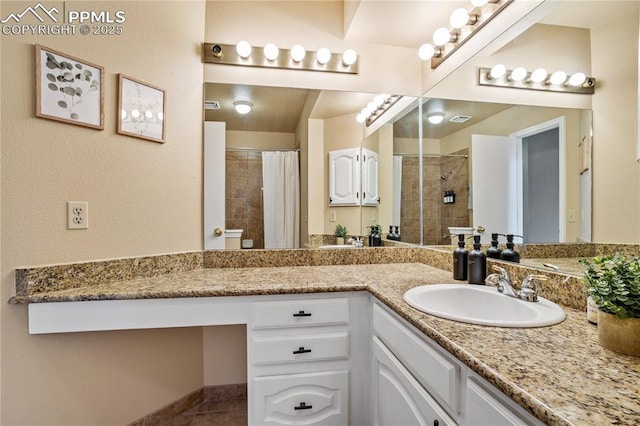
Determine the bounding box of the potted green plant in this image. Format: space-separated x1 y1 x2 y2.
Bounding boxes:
334 224 347 245
580 253 640 356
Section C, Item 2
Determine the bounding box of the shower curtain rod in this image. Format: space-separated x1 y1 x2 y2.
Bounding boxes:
394 152 468 158
225 147 300 152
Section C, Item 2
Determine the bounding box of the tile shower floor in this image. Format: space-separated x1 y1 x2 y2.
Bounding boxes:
169 397 247 426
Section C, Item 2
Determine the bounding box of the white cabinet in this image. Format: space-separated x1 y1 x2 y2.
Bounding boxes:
328 148 379 206
362 148 380 206
371 301 543 426
329 148 360 206
373 336 456 426
248 295 362 426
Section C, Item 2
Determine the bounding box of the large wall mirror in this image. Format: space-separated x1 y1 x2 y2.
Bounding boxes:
203 1 639 278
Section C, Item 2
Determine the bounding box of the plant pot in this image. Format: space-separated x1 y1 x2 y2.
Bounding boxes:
597 311 640 356
336 237 345 245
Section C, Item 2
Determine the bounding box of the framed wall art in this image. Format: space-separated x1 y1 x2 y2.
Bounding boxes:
35 44 104 130
117 74 166 143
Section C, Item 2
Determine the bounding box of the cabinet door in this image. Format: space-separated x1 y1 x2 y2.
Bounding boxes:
372 336 456 426
329 148 360 206
362 148 380 206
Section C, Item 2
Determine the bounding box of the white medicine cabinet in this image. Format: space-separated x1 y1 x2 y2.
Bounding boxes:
329 147 379 207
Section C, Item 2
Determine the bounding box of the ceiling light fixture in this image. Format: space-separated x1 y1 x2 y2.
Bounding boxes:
418 0 513 69
426 112 446 125
233 101 253 115
203 43 358 74
478 66 595 94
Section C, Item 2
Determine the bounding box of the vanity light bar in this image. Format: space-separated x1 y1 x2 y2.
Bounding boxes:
419 0 513 69
477 67 595 94
355 94 403 127
203 43 358 74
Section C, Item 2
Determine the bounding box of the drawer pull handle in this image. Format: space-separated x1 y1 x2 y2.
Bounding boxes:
294 402 312 410
293 347 312 354
293 310 312 317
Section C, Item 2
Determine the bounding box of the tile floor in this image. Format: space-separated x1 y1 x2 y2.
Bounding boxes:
169 398 247 426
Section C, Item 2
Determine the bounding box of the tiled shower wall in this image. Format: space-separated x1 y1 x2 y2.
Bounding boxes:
225 151 264 249
400 149 470 245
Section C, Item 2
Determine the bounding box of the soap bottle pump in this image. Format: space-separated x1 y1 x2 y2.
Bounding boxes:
453 234 468 281
486 233 502 259
500 234 521 263
468 235 487 285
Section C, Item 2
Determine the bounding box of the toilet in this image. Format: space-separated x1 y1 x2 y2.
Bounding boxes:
224 229 243 250
447 226 474 245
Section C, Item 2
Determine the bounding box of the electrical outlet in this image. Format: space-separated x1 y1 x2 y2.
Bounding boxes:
568 209 576 223
67 201 88 229
330 210 336 222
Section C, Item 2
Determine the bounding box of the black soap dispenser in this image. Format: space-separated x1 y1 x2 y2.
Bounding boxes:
453 234 468 281
500 234 521 263
486 233 502 259
468 235 487 285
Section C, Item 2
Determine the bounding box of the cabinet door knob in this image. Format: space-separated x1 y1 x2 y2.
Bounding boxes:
293 347 312 354
213 227 223 237
294 402 313 410
292 310 312 317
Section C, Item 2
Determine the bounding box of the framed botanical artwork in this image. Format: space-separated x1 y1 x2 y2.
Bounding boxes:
35 44 104 130
117 74 166 143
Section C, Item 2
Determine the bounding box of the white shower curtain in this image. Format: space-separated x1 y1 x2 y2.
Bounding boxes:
393 155 403 226
262 151 300 249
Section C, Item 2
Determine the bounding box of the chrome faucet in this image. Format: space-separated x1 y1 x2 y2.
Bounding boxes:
348 237 364 247
485 265 548 302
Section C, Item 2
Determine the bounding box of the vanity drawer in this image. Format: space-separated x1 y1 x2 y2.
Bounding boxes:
372 303 460 413
251 331 349 365
252 298 349 329
253 370 349 425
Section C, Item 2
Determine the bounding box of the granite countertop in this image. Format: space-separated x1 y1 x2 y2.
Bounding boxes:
10 263 640 425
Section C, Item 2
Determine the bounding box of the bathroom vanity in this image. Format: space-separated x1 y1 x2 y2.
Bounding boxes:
11 249 640 425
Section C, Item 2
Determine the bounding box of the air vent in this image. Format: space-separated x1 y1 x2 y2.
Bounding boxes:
449 115 472 123
204 100 221 110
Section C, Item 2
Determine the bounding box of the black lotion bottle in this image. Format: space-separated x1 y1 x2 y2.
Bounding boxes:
500 234 520 263
453 234 468 281
486 233 502 259
468 235 487 285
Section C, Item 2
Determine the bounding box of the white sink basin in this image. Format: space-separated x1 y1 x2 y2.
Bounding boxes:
404 284 566 328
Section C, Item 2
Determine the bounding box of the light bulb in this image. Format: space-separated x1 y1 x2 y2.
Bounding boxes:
568 72 587 87
131 109 140 119
157 112 164 121
509 66 527 82
145 110 153 119
471 0 489 6
367 101 376 111
530 68 547 83
549 71 567 85
373 95 385 108
316 48 331 65
450 8 470 29
489 64 506 79
120 109 127 120
263 43 279 61
290 44 306 62
356 113 366 123
433 27 451 46
236 40 252 58
418 43 435 60
342 49 357 66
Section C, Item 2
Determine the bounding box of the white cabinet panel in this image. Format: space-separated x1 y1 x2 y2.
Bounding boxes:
251 331 349 365
373 337 456 426
253 370 349 425
252 298 349 329
373 303 460 413
329 148 360 206
362 148 380 206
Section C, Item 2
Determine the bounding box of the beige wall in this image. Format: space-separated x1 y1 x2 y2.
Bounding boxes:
226 130 296 150
592 16 640 243
1 1 206 423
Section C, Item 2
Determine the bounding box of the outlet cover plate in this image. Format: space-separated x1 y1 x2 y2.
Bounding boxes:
67 201 88 229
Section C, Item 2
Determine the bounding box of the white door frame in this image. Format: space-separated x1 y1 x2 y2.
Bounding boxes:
510 116 566 242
